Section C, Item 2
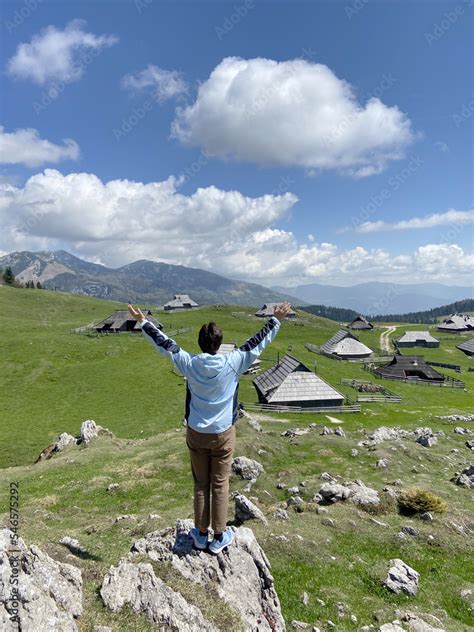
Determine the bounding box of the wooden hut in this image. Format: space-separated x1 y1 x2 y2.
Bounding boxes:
347 315 373 330
457 338 474 357
163 294 198 311
396 331 440 348
374 355 445 382
255 303 296 318
253 355 344 408
320 330 373 359
94 310 163 333
438 314 474 333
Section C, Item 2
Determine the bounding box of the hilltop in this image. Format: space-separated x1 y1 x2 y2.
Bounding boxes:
0 286 473 630
0 249 305 307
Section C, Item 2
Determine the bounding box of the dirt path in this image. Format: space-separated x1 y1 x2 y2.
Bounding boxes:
380 326 397 352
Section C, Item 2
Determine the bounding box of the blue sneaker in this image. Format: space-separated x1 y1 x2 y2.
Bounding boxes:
208 528 234 555
190 528 208 550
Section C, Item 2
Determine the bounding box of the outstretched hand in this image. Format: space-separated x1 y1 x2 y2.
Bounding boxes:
274 302 292 321
128 304 145 323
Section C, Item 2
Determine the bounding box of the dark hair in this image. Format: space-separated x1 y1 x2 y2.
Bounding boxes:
198 322 223 354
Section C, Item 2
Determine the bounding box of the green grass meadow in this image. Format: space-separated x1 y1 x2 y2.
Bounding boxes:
0 285 473 631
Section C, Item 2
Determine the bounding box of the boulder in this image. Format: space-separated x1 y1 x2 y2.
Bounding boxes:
232 456 264 481
0 528 82 631
234 493 268 525
34 432 77 463
319 483 352 503
115 518 286 631
383 558 419 596
346 480 380 506
452 464 474 488
79 419 112 444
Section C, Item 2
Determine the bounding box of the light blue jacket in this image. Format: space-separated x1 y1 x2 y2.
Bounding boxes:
140 316 281 433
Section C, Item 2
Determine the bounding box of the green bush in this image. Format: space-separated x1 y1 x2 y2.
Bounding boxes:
398 488 448 515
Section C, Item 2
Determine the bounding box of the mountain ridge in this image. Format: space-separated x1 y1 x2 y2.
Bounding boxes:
271 280 474 315
0 250 306 307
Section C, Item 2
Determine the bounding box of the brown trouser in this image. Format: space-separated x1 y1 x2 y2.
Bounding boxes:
185 424 236 534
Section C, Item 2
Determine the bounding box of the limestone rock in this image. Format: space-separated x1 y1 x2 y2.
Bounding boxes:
384 558 419 596
234 493 268 524
346 479 380 506
125 519 285 631
232 456 264 481
318 483 351 503
0 528 82 631
100 559 216 631
452 464 474 488
80 419 112 444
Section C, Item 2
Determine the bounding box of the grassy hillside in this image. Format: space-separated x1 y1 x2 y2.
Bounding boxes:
1 286 473 630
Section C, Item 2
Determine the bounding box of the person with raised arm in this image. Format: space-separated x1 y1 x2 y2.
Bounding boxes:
128 301 292 554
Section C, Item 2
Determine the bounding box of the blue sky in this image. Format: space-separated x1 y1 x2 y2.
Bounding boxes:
1 0 472 286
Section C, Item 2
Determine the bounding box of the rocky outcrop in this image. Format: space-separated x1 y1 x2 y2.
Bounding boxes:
452 464 474 488
100 519 285 631
100 559 216 631
232 456 264 481
35 419 114 463
79 419 113 444
383 558 419 596
0 528 82 631
318 479 380 506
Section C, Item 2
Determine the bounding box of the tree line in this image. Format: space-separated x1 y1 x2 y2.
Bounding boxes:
301 298 474 324
0 267 44 289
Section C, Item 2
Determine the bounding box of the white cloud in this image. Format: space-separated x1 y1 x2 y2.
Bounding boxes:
0 127 80 167
6 19 118 85
171 57 415 177
356 209 474 233
0 169 472 286
122 65 188 102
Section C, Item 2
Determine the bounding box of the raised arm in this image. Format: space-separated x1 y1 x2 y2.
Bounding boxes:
227 302 292 375
128 304 192 374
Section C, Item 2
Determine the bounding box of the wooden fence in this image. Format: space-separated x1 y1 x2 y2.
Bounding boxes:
426 360 462 373
340 378 401 402
363 363 465 388
243 402 361 414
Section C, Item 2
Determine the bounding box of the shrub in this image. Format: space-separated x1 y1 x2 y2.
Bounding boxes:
398 488 447 515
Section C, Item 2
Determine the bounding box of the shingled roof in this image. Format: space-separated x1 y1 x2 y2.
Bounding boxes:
457 338 474 356
347 315 373 330
320 329 373 358
397 331 439 344
374 355 445 381
163 294 198 309
94 310 163 332
253 355 344 405
438 314 474 332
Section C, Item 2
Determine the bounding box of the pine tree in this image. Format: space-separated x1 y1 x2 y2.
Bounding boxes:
36 281 42 289
3 267 15 285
